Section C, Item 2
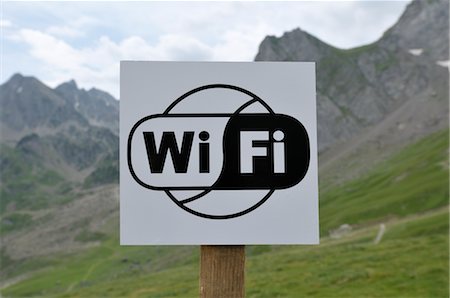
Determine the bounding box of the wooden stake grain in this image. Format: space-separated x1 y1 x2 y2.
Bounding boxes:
200 245 245 298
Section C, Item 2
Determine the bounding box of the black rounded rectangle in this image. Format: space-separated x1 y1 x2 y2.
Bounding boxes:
214 113 310 190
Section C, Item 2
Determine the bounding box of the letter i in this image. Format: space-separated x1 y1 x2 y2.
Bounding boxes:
199 131 210 173
273 130 285 174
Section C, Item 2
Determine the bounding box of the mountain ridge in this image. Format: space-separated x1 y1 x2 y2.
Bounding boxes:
255 0 449 152
0 73 119 217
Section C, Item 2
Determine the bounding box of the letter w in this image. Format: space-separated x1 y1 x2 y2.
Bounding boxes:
143 132 194 173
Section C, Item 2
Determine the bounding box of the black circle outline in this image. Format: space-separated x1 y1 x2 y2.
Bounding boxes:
163 84 275 115
127 84 277 219
165 189 275 220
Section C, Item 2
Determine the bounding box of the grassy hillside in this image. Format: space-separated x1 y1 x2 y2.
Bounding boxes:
2 129 448 297
0 144 75 215
320 129 449 234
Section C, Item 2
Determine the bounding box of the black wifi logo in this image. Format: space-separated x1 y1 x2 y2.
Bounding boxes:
128 85 310 219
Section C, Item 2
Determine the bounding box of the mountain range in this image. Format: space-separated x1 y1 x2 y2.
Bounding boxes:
0 0 448 296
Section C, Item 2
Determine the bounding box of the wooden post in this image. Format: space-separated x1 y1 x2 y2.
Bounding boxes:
200 245 245 298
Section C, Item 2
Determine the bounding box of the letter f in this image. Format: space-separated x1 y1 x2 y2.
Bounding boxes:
240 131 269 174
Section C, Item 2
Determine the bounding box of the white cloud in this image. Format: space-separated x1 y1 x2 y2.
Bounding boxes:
19 29 83 69
47 26 84 38
6 4 278 96
70 16 99 28
0 19 12 28
16 29 114 94
212 23 274 61
14 20 281 97
4 1 410 97
15 29 220 97
45 16 99 38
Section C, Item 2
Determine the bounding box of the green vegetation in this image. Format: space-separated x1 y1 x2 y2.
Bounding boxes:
83 152 118 188
247 210 448 298
320 129 449 234
1 129 448 297
3 209 447 297
335 42 378 56
375 52 397 72
74 229 107 243
0 145 75 214
0 213 33 235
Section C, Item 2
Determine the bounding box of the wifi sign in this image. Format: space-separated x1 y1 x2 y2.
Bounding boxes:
120 62 319 245
127 85 310 218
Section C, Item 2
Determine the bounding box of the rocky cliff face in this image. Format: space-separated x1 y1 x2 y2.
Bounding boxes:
255 0 449 152
0 74 118 143
380 0 449 61
0 74 89 142
0 75 119 213
55 80 119 133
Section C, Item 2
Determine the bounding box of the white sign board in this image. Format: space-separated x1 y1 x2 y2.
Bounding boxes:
120 61 319 245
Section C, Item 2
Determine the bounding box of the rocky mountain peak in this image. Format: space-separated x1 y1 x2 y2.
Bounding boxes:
380 0 449 60
7 73 25 85
4 73 47 93
0 74 90 137
53 80 119 133
255 27 334 62
87 87 118 107
56 79 78 93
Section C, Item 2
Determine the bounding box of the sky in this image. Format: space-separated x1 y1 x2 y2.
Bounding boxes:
1 1 410 98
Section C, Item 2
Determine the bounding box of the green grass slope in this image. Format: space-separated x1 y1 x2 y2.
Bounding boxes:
2 129 448 297
320 129 449 234
0 144 74 215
